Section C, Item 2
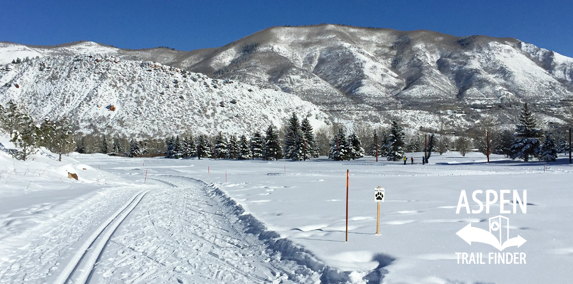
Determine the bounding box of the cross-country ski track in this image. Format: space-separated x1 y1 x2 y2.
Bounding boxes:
0 170 333 284
55 190 149 284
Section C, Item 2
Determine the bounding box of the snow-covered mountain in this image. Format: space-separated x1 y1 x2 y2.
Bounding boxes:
1 24 573 136
0 53 328 137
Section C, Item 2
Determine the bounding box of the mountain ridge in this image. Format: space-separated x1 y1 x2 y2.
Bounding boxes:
1 24 572 137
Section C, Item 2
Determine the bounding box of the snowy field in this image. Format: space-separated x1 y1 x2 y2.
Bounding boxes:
1 141 573 283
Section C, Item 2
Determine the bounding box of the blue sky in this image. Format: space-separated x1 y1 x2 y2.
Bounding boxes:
2 0 572 57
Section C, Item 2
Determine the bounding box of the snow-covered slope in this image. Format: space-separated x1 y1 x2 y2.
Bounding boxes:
2 24 573 135
0 54 329 137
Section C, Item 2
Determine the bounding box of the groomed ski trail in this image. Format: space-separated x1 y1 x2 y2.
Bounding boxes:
90 175 322 283
55 190 148 284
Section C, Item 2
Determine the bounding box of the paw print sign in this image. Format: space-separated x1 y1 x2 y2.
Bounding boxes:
375 186 385 202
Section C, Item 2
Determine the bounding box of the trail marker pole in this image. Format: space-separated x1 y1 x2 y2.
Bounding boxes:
376 202 380 235
284 165 286 173
374 186 385 235
569 127 571 164
225 171 227 182
486 131 490 163
346 169 349 242
375 134 378 163
208 166 210 175
144 169 148 183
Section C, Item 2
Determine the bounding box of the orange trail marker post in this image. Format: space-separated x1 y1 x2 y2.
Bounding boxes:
346 169 349 242
374 186 385 235
208 166 210 175
376 202 380 235
144 169 148 183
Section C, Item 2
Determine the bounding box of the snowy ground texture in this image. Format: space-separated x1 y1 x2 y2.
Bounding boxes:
1 140 572 283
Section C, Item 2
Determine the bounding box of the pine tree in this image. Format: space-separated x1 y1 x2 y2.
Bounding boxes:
284 113 304 161
348 133 365 160
300 118 318 159
494 130 514 157
183 135 196 158
52 119 74 161
165 136 176 158
263 125 283 160
129 139 141 157
227 135 238 159
539 132 557 162
213 132 228 159
196 135 211 159
1 101 21 138
510 103 542 162
10 113 38 161
386 121 405 161
329 128 350 161
250 132 264 159
237 135 252 160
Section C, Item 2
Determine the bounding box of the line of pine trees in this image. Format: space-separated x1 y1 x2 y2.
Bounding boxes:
1 102 566 163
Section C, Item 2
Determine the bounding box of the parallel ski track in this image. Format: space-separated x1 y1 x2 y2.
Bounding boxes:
55 190 149 284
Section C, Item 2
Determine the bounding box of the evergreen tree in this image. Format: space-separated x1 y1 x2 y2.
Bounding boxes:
284 113 304 161
212 132 228 159
36 118 56 150
227 135 238 159
509 103 542 162
174 136 183 158
385 121 405 161
0 101 21 138
10 113 38 161
250 132 264 159
183 135 196 158
237 135 252 160
371 130 380 157
129 139 141 157
329 128 350 161
300 118 318 159
263 125 283 160
196 135 211 159
348 133 365 160
52 119 74 161
165 136 176 158
539 132 558 162
494 130 514 157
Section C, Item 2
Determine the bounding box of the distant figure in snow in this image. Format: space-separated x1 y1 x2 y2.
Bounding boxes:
411 157 414 164
422 156 425 165
403 156 407 165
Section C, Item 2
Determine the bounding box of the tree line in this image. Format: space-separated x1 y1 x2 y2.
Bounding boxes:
0 101 567 163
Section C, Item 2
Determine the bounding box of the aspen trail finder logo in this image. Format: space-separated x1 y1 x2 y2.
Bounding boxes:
455 190 527 264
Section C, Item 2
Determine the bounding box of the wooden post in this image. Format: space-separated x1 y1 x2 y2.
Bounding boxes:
486 131 490 163
569 127 571 164
424 134 428 163
346 169 349 242
376 202 380 235
375 134 378 162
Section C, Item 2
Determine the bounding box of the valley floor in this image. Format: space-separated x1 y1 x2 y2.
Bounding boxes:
1 150 572 283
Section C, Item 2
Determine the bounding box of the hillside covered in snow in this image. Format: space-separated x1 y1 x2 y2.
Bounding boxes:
1 24 573 136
